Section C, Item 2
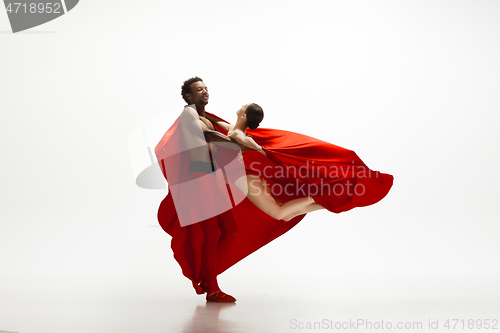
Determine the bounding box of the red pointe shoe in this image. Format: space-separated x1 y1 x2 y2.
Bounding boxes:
206 290 236 303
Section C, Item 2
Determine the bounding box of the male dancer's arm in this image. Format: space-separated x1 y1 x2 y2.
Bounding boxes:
204 129 233 144
179 106 212 163
203 112 250 152
180 106 246 158
205 130 250 152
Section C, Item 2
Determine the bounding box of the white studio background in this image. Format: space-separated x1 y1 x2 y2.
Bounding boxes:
1 1 499 333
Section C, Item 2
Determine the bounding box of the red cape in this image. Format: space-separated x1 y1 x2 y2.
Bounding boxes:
156 112 393 293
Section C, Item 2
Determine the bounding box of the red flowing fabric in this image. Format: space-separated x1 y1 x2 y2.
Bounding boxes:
156 112 393 293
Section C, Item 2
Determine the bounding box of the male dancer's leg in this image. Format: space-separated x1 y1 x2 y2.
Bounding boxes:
199 216 221 294
216 207 238 271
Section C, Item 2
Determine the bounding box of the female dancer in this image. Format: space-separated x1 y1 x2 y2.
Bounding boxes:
206 103 322 221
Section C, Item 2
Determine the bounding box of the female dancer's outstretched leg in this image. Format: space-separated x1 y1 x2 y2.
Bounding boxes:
282 203 325 221
235 174 315 220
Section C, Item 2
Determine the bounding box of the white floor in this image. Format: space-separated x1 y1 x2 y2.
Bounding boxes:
2 204 500 333
1 267 499 333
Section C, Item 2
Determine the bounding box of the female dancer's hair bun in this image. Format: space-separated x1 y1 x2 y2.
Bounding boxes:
245 103 264 130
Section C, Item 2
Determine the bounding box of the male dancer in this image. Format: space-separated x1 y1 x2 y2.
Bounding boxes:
156 77 241 303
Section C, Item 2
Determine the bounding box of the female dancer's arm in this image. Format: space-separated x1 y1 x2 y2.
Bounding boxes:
228 130 266 155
